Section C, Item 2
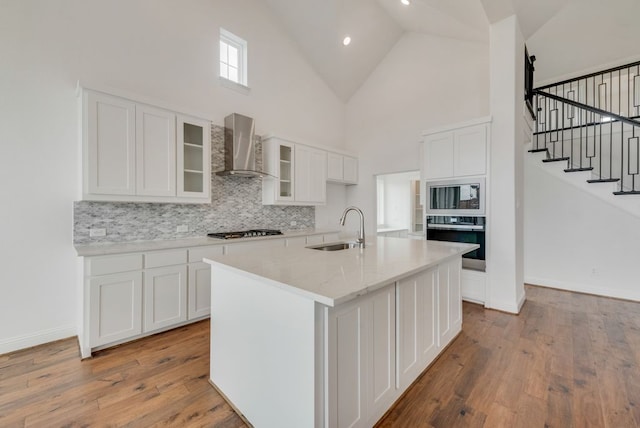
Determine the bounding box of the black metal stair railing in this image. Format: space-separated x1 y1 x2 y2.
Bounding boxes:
531 61 640 195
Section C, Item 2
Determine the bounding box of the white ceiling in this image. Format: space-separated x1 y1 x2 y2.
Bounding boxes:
262 0 640 101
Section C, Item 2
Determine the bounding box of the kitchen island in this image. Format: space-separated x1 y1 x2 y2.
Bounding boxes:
204 237 478 428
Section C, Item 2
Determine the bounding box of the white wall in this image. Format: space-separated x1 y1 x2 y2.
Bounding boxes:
344 32 490 236
315 183 348 231
0 0 345 353
524 157 640 301
377 171 419 230
526 0 640 86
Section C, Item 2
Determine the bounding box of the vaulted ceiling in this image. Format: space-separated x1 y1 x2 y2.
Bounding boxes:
262 0 640 102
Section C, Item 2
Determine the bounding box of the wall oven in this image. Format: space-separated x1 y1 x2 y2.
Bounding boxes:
425 177 485 216
426 215 486 272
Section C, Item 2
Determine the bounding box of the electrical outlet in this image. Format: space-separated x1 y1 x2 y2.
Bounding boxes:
176 225 189 233
89 228 106 237
290 221 297 226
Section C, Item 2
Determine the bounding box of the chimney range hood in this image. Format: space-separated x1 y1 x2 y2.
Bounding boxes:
216 113 266 177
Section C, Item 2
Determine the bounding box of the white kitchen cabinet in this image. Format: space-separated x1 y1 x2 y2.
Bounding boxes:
377 229 408 238
81 88 211 203
285 236 308 248
84 91 136 196
263 138 295 204
422 121 488 180
396 267 438 392
343 156 359 184
461 268 486 304
328 284 396 428
438 258 462 347
294 144 326 204
135 105 176 197
177 115 211 198
89 271 143 347
223 238 286 255
306 234 324 245
79 232 340 357
188 262 212 319
143 265 188 333
187 245 224 320
327 152 358 184
323 232 340 242
263 136 327 205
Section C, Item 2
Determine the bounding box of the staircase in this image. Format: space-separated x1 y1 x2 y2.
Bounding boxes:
529 60 640 205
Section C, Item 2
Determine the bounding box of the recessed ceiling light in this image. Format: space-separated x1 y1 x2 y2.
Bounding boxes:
401 0 410 5
343 36 351 46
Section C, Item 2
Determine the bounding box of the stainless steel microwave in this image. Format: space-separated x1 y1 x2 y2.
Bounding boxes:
425 177 485 216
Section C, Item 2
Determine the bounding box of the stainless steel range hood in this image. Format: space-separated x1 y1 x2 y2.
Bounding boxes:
216 113 266 177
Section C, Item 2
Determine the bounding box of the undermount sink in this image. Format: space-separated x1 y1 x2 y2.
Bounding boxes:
307 241 361 251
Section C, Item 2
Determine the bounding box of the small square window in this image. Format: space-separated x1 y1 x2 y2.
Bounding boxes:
220 28 247 88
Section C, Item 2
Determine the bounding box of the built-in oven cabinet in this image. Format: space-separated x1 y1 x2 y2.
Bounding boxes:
421 121 488 181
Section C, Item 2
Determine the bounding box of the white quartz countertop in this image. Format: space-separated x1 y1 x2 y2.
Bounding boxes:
74 229 339 257
204 237 479 307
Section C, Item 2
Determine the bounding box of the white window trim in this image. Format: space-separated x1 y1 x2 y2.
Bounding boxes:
219 28 249 92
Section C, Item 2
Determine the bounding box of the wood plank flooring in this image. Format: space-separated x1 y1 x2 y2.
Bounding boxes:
2 284 640 427
377 285 640 427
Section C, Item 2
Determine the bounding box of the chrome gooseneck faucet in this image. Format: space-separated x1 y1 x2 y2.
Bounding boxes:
339 206 365 248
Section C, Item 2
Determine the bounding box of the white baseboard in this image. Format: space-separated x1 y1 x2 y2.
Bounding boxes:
0 325 77 355
486 298 521 314
525 276 640 302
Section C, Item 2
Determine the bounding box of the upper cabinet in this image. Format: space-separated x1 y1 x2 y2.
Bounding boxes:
82 88 211 203
295 144 327 204
177 115 211 199
84 91 136 196
262 136 326 205
422 119 490 180
327 152 358 184
135 104 177 197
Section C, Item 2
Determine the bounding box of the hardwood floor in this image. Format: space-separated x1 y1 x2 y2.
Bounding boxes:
0 321 245 428
377 284 640 427
2 284 640 427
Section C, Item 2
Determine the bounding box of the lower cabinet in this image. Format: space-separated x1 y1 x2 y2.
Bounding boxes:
396 267 438 391
143 265 187 332
89 271 143 347
188 262 212 319
461 268 486 304
438 258 462 347
328 284 396 428
327 257 462 427
81 233 340 357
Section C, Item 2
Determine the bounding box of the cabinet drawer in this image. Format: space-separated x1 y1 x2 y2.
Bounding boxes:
305 235 324 245
188 245 224 263
323 233 340 242
224 238 285 255
285 236 307 248
145 249 187 268
86 253 143 276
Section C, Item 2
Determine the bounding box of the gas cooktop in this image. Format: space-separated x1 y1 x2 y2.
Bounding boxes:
207 229 283 239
